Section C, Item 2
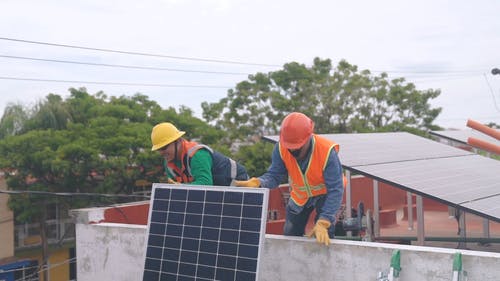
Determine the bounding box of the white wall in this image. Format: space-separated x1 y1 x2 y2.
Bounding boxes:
75 223 146 281
73 219 500 281
260 235 500 281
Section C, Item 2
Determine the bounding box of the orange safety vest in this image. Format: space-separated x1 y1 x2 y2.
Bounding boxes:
279 134 343 206
166 140 201 183
166 140 244 186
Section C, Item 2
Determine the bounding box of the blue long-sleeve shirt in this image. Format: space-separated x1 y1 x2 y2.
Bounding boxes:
258 140 344 224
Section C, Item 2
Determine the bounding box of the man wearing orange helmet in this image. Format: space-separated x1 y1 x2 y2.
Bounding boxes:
235 112 344 246
151 122 248 186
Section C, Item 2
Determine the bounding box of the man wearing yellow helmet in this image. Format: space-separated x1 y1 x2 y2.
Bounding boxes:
235 112 345 246
151 122 248 186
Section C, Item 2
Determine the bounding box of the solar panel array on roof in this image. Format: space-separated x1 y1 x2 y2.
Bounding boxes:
263 132 500 222
264 132 473 166
351 155 500 220
143 184 269 281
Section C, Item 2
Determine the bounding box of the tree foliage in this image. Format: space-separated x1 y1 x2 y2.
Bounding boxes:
0 88 223 222
0 102 30 138
202 58 443 143
0 87 230 277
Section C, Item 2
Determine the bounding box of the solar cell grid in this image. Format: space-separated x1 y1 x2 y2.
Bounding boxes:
143 184 268 281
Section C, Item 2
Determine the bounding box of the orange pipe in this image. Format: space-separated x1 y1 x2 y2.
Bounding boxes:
467 137 500 155
466 119 500 140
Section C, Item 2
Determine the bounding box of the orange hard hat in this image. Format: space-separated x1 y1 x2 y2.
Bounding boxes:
279 112 314 149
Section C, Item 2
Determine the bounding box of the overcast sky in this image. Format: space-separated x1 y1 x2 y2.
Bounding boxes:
1 0 499 129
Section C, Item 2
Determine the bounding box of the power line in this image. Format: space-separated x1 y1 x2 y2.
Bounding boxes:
372 69 484 75
0 37 281 67
0 54 252 76
0 37 487 80
409 74 484 83
437 116 500 122
0 76 232 89
1 37 492 77
0 189 150 199
14 257 78 281
0 263 40 274
483 73 500 113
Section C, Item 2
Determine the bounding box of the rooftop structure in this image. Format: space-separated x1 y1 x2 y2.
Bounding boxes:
70 131 500 280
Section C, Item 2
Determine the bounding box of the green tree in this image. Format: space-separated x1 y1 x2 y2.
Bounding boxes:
25 94 73 131
202 58 443 142
0 88 221 280
234 141 274 176
201 58 443 177
0 102 30 138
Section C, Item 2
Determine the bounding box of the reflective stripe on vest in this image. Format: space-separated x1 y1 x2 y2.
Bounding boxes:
167 141 238 184
279 134 340 206
187 144 237 182
166 140 200 183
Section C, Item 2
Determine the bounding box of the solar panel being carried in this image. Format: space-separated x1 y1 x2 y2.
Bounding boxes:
263 132 500 222
143 184 269 281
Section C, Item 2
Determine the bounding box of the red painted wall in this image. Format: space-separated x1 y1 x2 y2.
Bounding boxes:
346 176 447 212
103 203 150 225
100 176 448 234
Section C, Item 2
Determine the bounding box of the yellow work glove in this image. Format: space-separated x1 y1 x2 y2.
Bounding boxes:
167 178 180 185
307 219 332 246
234 177 260 188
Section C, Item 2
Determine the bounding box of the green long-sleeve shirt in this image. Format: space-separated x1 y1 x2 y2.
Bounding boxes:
165 149 213 185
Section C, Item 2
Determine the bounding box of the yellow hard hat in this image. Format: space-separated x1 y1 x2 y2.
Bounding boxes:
151 122 185 151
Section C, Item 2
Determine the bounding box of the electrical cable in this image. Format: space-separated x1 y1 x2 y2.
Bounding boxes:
1 37 495 75
483 73 500 113
0 38 494 83
0 76 231 89
372 69 484 75
1 54 484 80
0 263 40 274
14 257 77 281
0 54 252 76
0 189 150 199
0 54 486 85
0 37 280 67
401 74 483 83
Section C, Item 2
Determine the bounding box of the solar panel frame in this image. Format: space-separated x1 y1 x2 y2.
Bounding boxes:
142 184 269 281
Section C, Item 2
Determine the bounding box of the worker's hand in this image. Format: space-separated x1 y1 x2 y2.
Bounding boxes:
307 219 332 246
234 177 260 188
167 178 180 185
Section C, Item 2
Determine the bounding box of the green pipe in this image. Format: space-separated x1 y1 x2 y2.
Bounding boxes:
453 252 462 271
391 249 401 277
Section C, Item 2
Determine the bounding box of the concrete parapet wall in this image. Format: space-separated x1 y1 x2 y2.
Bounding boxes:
261 235 500 281
73 219 500 281
75 222 147 281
